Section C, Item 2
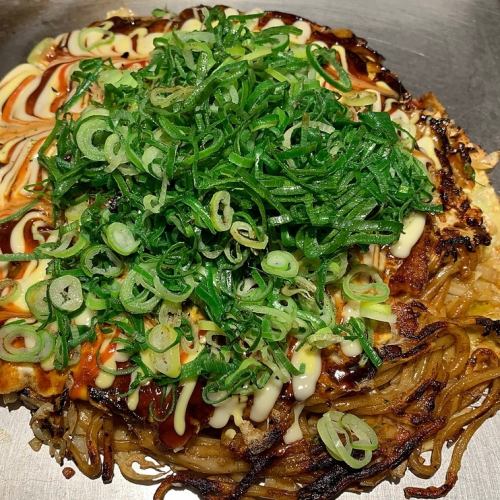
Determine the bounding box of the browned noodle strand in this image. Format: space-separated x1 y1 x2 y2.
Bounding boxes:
25 259 499 499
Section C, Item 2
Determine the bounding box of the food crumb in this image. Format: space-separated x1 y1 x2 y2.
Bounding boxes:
62 467 76 479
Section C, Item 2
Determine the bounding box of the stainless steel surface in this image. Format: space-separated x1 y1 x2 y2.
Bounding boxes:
0 1 499 499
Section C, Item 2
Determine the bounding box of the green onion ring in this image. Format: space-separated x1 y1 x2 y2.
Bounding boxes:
42 231 89 259
261 250 299 278
317 410 378 469
209 190 234 232
49 275 84 312
81 244 124 278
75 116 111 161
230 221 268 250
119 270 161 314
85 292 107 311
342 265 389 303
25 280 50 321
0 323 54 363
78 27 115 51
359 302 396 323
104 222 139 256
0 279 20 306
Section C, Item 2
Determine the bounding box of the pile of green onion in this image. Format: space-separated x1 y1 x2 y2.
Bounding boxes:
0 8 441 457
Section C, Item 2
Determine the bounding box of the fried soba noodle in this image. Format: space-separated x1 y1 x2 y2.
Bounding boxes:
0 6 499 500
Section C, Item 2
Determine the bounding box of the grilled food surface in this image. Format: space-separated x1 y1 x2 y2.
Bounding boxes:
0 5 498 500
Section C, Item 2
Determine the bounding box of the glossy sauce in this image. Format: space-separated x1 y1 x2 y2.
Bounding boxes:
0 220 16 253
158 382 212 449
70 334 116 400
326 359 377 390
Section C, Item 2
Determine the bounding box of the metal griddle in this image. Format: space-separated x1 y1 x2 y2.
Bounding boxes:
0 1 499 499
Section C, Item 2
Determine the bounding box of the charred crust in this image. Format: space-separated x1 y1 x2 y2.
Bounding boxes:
88 386 127 414
476 317 500 336
403 321 448 341
413 107 492 258
325 358 377 389
404 475 457 499
436 231 491 259
390 229 431 296
167 472 228 496
298 419 446 499
379 342 428 361
409 380 445 403
229 455 275 500
54 388 70 415
393 301 427 338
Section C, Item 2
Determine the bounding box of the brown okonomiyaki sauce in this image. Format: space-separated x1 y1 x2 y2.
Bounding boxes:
51 6 408 99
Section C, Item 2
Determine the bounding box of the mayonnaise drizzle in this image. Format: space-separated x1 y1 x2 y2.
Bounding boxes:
95 337 117 389
417 135 442 171
209 395 247 428
126 371 140 411
249 376 283 422
291 344 322 401
0 133 48 207
390 212 426 259
174 377 197 435
290 21 312 45
283 403 304 444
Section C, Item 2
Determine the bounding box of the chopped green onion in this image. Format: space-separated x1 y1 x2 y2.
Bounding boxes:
104 222 139 256
49 276 84 312
148 324 181 377
307 326 341 349
29 7 441 397
150 86 193 109
359 302 396 323
78 27 115 51
0 279 20 306
85 292 107 311
325 253 348 283
209 190 234 231
75 117 111 161
119 270 160 314
230 221 268 250
342 265 389 303
317 410 378 469
306 44 352 92
341 90 377 107
151 275 194 303
41 231 89 258
81 245 124 278
158 301 182 327
104 133 128 170
25 280 50 320
98 69 137 89
346 318 382 368
261 250 299 278
152 8 167 18
0 323 54 363
65 201 88 223
236 274 274 303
